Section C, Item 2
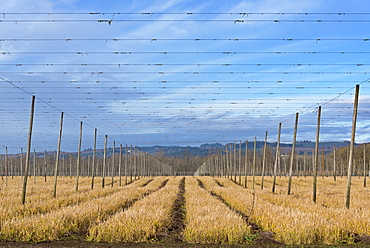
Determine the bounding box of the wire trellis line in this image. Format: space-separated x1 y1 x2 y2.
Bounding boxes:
0 76 105 135
1 71 370 75
2 12 370 15
1 63 370 67
2 51 370 55
0 38 370 42
2 19 370 23
3 80 368 84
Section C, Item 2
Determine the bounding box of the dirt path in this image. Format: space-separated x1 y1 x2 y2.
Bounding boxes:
1 240 369 247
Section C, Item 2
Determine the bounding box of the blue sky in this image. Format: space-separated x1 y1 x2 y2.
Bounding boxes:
1 0 370 153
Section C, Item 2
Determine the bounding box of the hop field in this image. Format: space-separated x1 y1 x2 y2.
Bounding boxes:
0 175 369 246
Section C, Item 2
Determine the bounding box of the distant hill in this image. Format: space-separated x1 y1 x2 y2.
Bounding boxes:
136 141 352 157
8 141 353 158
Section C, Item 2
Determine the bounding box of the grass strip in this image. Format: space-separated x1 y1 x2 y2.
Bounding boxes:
87 177 179 242
183 177 251 244
0 177 168 242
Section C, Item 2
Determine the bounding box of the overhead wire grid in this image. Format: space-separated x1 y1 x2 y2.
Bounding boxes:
0 12 370 153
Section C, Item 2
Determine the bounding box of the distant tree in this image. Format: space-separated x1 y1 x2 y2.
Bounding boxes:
154 149 206 175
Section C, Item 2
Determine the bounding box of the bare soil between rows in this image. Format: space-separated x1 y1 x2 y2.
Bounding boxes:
1 240 370 248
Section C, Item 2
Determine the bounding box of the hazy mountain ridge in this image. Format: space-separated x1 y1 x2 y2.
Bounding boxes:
9 141 352 157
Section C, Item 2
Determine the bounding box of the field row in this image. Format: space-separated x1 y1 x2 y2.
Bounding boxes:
202 176 370 244
0 176 254 244
0 177 141 220
0 176 369 245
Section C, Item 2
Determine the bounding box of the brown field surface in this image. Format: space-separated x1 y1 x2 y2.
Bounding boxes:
0 176 370 247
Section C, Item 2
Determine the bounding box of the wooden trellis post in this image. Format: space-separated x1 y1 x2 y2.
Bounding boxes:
20 148 23 182
53 112 64 198
91 128 97 189
119 144 122 186
261 131 268 189
346 84 360 209
125 145 128 185
272 122 281 193
130 145 133 183
233 141 237 182
252 137 257 189
112 141 115 187
102 135 107 188
313 106 321 203
225 145 229 179
76 121 83 192
333 145 337 181
21 95 35 204
238 141 242 184
5 147 8 186
364 143 367 187
288 113 299 195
